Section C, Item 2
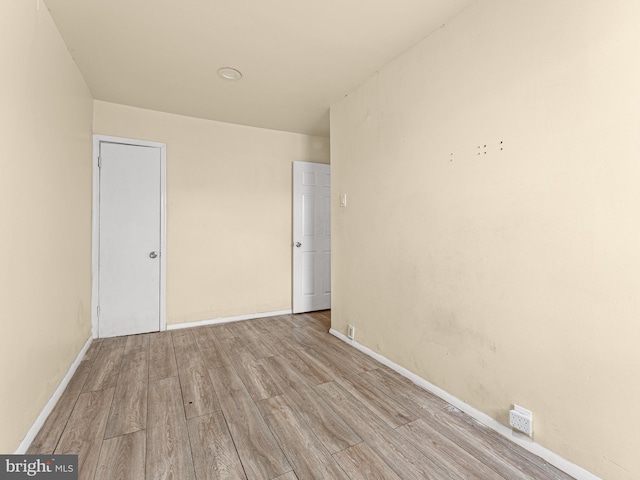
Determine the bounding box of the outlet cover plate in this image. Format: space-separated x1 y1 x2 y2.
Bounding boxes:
509 404 533 435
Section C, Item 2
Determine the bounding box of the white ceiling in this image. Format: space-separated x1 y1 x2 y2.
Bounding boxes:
44 0 474 137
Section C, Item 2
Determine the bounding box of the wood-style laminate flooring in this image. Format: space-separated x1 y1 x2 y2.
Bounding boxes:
28 311 574 480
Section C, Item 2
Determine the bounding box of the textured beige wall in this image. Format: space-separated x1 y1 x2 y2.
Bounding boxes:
0 1 93 452
331 1 640 478
93 101 330 325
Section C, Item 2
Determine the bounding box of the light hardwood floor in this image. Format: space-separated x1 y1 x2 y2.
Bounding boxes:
28 311 574 480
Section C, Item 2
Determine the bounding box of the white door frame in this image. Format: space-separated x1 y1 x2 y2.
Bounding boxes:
91 134 167 338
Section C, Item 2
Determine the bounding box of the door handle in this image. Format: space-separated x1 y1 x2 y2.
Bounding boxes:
295 242 302 248
149 251 159 259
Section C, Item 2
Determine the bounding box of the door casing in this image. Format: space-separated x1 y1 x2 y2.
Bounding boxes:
91 134 167 338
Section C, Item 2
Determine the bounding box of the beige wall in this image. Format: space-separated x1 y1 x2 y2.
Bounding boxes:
331 1 640 478
0 1 93 452
94 101 330 325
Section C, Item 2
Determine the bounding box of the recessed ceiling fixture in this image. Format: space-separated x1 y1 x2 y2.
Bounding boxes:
217 67 242 81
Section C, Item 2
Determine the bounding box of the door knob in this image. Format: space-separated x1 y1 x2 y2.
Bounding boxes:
149 251 159 258
295 242 302 248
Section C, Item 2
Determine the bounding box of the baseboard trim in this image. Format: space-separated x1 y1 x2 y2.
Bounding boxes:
15 335 93 454
167 309 293 331
329 328 600 480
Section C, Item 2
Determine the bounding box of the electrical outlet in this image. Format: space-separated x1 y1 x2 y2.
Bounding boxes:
347 324 355 340
509 404 533 435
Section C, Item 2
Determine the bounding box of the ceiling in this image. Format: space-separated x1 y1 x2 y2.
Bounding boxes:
44 0 474 137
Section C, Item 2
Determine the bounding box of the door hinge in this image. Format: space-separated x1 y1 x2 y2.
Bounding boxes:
98 156 102 168
97 305 100 318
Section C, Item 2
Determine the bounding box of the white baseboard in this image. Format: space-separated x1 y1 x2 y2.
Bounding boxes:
15 335 93 454
329 328 601 480
167 309 292 331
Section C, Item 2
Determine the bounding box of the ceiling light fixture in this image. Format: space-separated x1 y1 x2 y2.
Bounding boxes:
217 67 242 81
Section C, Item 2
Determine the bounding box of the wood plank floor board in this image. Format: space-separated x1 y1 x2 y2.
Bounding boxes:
297 346 365 380
209 322 237 340
104 349 149 438
279 349 332 386
174 336 221 419
308 331 379 372
315 381 451 480
194 326 230 369
94 430 146 480
146 376 196 480
228 319 249 333
218 336 250 359
267 316 300 334
313 310 331 324
246 325 282 359
257 395 349 480
27 359 93 454
54 388 115 480
225 345 283 402
288 313 327 332
238 322 279 359
248 317 282 336
398 419 506 480
361 368 567 480
83 337 126 392
148 331 178 381
226 320 253 341
332 442 402 480
427 412 540 480
264 326 297 351
29 311 575 480
282 385 361 454
82 339 104 364
197 340 230 369
260 355 308 391
333 371 417 429
446 406 573 480
209 365 291 480
426 411 541 480
272 473 299 480
171 328 195 349
360 366 450 414
279 327 318 350
124 333 150 354
227 321 282 359
302 329 382 374
187 411 247 480
275 315 300 329
257 332 293 358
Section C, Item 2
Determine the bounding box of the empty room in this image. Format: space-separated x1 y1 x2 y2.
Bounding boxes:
1 1 638 479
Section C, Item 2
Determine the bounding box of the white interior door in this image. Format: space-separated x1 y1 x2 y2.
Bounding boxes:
292 161 331 313
98 141 162 337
